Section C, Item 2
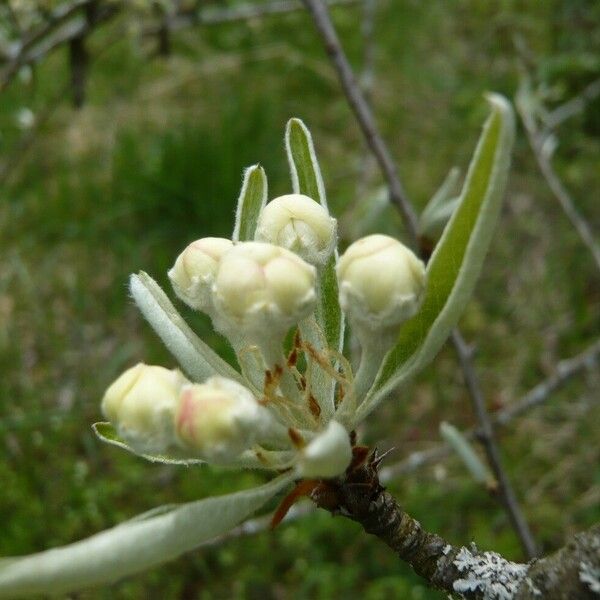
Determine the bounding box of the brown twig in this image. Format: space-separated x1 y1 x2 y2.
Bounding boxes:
516 80 600 275
312 459 599 599
301 0 419 247
452 330 538 558
0 0 358 94
302 0 537 558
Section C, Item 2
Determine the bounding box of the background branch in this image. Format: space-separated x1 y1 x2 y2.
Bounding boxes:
452 330 538 558
516 81 600 275
302 0 537 557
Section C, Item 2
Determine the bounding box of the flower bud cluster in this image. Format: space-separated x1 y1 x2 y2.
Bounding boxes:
103 184 429 480
169 237 317 341
102 364 277 461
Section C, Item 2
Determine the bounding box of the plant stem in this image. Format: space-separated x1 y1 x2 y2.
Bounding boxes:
312 458 599 599
452 330 538 559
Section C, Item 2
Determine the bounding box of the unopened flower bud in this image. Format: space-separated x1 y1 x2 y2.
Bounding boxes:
298 420 352 479
255 194 337 265
337 234 426 329
168 237 234 310
213 241 316 334
101 363 188 453
175 377 273 462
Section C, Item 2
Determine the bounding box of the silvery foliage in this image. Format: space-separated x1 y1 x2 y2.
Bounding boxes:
0 94 515 597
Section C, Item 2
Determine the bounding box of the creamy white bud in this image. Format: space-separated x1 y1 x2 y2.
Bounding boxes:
168 237 234 310
337 234 426 329
213 241 316 335
174 377 273 462
298 420 352 479
255 194 337 265
101 363 188 453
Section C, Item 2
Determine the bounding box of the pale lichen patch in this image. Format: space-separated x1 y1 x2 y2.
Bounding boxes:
452 547 528 600
579 561 600 594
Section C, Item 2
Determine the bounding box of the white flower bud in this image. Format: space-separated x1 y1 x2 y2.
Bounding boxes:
213 241 316 334
337 234 426 329
101 363 188 453
298 420 352 479
174 377 274 462
255 194 337 265
168 237 234 310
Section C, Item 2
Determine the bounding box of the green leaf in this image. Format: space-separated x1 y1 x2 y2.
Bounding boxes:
285 118 344 354
232 164 268 242
285 118 328 210
92 422 287 470
0 475 292 597
355 94 515 424
130 272 243 384
92 422 205 465
285 118 344 417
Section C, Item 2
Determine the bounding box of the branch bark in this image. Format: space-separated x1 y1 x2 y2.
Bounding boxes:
313 458 600 599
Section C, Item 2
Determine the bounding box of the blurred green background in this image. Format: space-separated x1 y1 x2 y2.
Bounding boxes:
0 1 599 598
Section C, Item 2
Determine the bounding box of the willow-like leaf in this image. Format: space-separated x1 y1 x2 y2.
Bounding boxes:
92 422 205 465
232 164 268 242
355 94 515 424
0 475 292 597
130 272 242 384
285 118 344 417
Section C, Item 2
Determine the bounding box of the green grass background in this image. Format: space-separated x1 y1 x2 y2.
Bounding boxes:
0 1 599 597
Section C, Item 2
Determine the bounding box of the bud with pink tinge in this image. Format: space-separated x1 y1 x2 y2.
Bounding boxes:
175 377 275 462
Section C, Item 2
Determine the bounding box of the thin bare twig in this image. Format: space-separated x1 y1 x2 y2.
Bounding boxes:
1 0 358 93
145 0 358 35
452 330 538 558
301 0 419 247
544 77 600 131
517 90 600 274
302 0 537 556
356 0 377 199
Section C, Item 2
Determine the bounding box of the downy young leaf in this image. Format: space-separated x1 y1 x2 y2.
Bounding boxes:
130 272 243 384
92 422 292 471
0 475 292 597
232 164 268 242
418 166 461 237
92 422 205 465
285 120 343 345
355 94 515 424
285 118 344 417
285 118 328 210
